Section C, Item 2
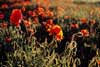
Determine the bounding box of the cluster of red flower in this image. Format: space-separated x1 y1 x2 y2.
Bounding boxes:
9 5 63 41
10 9 22 27
44 19 63 41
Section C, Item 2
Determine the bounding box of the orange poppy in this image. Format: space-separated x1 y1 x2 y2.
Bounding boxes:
37 7 44 15
51 25 61 34
22 1 31 6
81 29 89 37
64 15 71 19
10 9 22 27
46 10 54 17
80 18 87 24
98 61 100 65
50 25 63 41
55 33 63 41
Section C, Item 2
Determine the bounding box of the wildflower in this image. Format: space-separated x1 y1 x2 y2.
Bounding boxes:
28 10 33 16
50 25 63 41
22 1 31 6
81 29 89 37
80 18 87 24
45 19 63 41
28 28 34 33
10 9 22 27
71 23 79 28
32 11 37 17
28 11 37 17
37 7 44 15
46 10 54 17
0 13 4 20
64 15 71 19
1 3 8 9
45 19 54 29
55 30 63 41
40 12 46 17
51 25 61 34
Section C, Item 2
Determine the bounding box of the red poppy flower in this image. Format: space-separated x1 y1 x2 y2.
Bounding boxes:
55 33 63 41
47 19 53 25
28 11 33 16
50 25 63 41
37 7 44 15
80 18 87 24
10 9 22 27
44 19 54 29
81 29 89 37
32 12 37 17
41 12 46 17
71 23 78 28
46 10 54 17
0 13 4 20
53 25 63 41
1 3 8 8
51 25 61 34
28 11 37 17
5 37 12 43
